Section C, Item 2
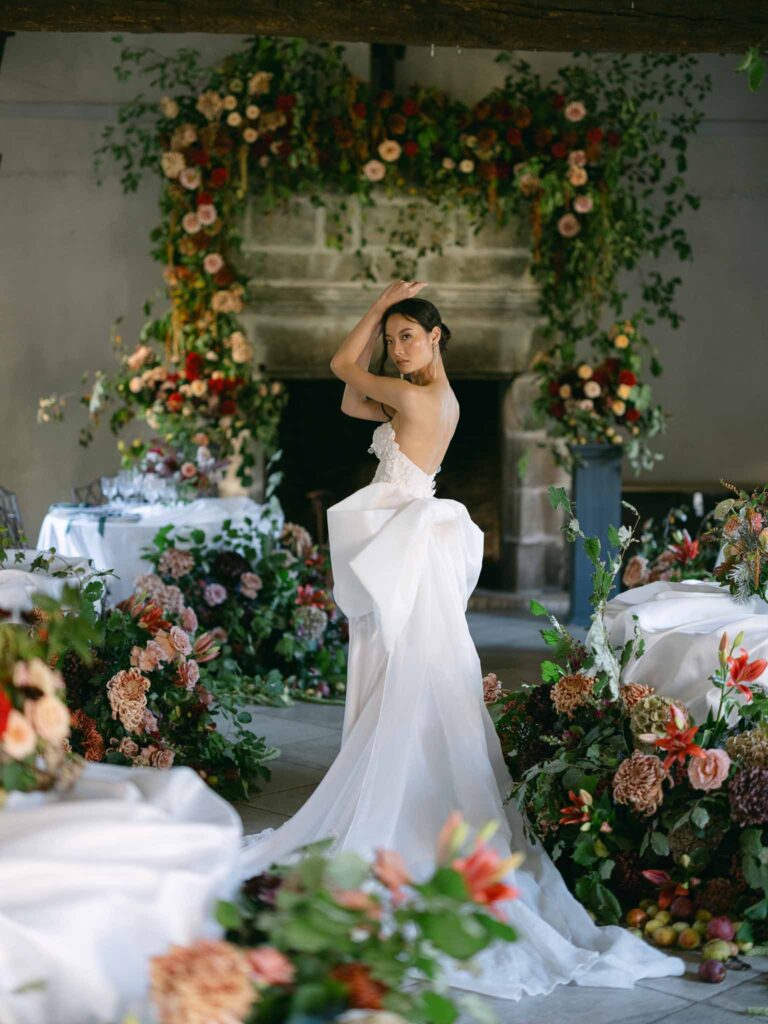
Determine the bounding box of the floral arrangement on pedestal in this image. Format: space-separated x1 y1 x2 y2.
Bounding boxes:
712 483 768 603
0 585 102 801
39 36 710 477
149 813 520 1024
63 574 277 800
533 315 665 472
622 501 719 590
143 514 348 703
488 488 768 961
119 433 229 499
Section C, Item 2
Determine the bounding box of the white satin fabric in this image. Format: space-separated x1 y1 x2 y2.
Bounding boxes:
605 579 768 721
239 430 684 998
0 763 243 1024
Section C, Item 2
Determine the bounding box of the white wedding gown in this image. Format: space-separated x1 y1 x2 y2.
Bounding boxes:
239 419 684 998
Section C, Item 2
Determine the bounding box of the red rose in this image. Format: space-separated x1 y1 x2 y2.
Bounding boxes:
189 148 210 167
506 127 522 146
167 391 184 412
166 372 180 385
196 191 213 206
220 399 237 415
352 101 366 118
619 370 638 386
548 380 560 397
606 130 621 147
0 690 11 736
592 370 609 387
209 167 228 188
402 98 420 116
551 141 567 159
403 140 419 157
552 93 566 109
586 127 603 143
548 401 565 419
625 408 641 423
605 358 620 374
208 378 226 396
276 94 296 111
185 352 205 381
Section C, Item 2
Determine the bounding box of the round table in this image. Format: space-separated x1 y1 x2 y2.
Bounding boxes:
0 763 243 1024
605 579 768 722
36 496 282 605
0 548 95 620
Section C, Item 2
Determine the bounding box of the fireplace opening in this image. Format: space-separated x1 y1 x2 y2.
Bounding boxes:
275 379 504 588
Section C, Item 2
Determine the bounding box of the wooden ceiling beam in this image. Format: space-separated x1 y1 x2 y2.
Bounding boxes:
1 1 766 53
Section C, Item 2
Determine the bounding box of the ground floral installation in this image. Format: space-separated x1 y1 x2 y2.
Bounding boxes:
149 812 521 1024
621 501 720 590
712 482 768 604
38 36 711 476
485 487 768 985
0 586 102 801
143 514 348 704
63 568 277 801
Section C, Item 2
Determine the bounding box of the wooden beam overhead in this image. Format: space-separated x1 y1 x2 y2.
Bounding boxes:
0 1 766 53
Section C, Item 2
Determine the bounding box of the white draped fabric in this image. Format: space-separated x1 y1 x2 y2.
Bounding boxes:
0 764 243 1024
0 550 93 621
36 497 280 605
238 426 684 999
605 579 768 721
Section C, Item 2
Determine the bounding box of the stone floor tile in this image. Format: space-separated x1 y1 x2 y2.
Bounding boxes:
457 979 690 1024
707 972 768 1012
247 784 318 816
248 701 345 729
646 1000 758 1023
278 733 342 768
242 715 340 747
234 803 288 834
251 759 327 795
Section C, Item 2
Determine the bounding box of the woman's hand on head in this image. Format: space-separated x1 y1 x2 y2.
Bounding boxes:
374 279 428 311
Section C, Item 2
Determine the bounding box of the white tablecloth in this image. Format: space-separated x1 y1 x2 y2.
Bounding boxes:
0 763 243 1024
37 497 282 605
605 579 768 721
0 549 94 621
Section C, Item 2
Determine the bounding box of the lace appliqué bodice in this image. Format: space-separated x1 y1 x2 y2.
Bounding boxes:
367 420 440 499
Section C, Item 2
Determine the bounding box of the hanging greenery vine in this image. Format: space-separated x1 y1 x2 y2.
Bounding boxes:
39 35 711 477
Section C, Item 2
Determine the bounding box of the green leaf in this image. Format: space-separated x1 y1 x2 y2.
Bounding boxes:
422 991 458 1024
690 805 710 830
650 831 670 857
529 599 548 617
215 900 242 931
540 660 562 683
548 486 571 512
584 536 601 566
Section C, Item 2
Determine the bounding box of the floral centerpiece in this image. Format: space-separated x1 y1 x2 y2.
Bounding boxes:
488 487 768 951
144 515 348 703
1 585 102 801
150 813 521 1024
712 482 768 603
622 502 719 590
63 572 277 800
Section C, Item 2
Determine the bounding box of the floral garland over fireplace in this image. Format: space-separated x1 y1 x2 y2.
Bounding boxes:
40 36 711 478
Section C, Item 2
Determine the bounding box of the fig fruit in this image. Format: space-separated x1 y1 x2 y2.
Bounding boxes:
669 895 693 920
698 959 726 984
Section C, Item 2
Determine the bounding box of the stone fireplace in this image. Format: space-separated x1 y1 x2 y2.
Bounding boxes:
235 194 567 594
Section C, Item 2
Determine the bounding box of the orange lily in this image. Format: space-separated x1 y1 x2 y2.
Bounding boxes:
726 648 768 702
559 789 593 828
646 707 704 772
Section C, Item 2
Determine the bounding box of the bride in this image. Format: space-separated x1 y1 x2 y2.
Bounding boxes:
239 280 684 999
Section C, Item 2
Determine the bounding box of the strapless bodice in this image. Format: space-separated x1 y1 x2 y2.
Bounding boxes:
367 420 441 499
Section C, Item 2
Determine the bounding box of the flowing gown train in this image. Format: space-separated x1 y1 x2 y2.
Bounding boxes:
238 419 684 999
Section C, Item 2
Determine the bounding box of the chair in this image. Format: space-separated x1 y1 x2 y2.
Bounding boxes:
72 479 106 506
0 485 25 546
